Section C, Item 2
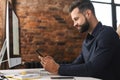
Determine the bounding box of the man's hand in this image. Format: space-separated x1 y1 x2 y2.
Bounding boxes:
38 56 60 74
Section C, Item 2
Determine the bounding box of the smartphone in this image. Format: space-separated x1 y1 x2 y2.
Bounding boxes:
35 49 44 57
51 76 74 79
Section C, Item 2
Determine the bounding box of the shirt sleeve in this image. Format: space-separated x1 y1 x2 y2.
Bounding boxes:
72 52 84 64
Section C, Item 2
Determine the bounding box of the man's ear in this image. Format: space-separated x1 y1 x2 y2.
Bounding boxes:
85 9 91 18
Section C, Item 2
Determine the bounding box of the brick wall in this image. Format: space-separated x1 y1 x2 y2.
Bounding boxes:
0 0 6 48
0 0 87 66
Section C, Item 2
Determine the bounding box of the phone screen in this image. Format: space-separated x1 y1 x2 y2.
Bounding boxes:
35 50 43 57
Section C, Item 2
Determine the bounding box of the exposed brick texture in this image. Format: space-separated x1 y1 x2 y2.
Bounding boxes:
0 0 6 48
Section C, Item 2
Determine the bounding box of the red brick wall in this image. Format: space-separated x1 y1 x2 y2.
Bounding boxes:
0 0 87 66
0 0 6 48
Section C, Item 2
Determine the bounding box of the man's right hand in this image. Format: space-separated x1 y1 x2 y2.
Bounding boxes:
38 56 60 75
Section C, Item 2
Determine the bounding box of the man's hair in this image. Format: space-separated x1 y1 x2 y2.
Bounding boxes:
69 0 95 15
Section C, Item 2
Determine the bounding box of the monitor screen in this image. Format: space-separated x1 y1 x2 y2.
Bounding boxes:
5 0 21 68
0 0 7 69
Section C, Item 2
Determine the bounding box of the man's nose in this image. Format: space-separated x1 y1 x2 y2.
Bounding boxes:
73 22 77 27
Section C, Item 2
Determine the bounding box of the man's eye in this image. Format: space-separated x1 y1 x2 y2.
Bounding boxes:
74 17 79 21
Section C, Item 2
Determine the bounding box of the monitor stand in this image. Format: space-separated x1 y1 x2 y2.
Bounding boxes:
0 39 21 68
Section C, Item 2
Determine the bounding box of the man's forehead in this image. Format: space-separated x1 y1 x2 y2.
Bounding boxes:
71 7 81 18
71 7 80 14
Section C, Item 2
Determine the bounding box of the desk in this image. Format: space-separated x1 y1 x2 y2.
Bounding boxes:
0 68 101 80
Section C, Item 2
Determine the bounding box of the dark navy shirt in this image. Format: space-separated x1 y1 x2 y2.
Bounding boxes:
58 22 120 80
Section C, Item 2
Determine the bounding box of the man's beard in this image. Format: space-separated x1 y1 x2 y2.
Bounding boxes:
79 18 89 33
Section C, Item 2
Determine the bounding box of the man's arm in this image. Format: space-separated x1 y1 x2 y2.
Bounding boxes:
72 52 84 64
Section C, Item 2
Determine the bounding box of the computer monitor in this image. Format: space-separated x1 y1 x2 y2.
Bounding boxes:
0 0 21 68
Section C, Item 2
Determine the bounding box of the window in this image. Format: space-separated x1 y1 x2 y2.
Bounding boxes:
92 3 112 26
116 6 120 27
91 0 120 30
91 0 111 3
115 0 120 4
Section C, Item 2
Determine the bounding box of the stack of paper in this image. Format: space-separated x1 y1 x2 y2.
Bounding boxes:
6 73 41 80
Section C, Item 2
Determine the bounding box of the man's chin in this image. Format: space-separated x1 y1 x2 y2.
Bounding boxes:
77 27 87 33
77 28 82 32
79 29 87 33
79 31 84 33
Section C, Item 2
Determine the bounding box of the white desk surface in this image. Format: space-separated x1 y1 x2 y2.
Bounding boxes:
0 68 101 80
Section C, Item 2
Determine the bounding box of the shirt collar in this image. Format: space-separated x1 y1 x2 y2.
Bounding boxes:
91 22 103 38
86 22 103 41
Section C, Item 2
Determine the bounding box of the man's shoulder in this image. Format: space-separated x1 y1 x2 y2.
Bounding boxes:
102 25 114 31
96 25 119 41
100 25 116 36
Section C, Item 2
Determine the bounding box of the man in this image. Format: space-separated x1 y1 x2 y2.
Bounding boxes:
39 0 120 80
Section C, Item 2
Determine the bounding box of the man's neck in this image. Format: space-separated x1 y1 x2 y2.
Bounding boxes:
88 18 98 34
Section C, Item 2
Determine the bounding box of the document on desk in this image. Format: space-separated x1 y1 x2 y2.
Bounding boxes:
14 74 40 79
3 69 42 80
3 69 53 80
5 73 41 80
0 69 101 80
